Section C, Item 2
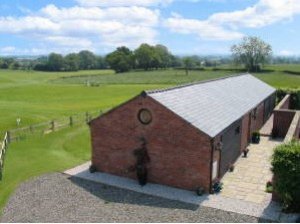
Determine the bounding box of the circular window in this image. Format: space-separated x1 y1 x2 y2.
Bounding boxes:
138 109 152 125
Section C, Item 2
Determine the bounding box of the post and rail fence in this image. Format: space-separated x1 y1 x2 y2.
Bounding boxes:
4 109 110 143
0 107 111 181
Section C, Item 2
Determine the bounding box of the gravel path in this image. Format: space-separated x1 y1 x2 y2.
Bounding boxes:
1 173 261 223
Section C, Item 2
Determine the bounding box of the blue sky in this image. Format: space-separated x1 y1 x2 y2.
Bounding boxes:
0 0 300 56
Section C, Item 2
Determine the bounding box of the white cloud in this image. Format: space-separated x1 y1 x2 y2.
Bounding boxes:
208 0 300 28
0 4 160 53
164 15 244 41
75 0 173 7
279 50 294 56
0 46 90 56
0 46 16 54
0 16 59 35
44 36 93 48
165 0 300 41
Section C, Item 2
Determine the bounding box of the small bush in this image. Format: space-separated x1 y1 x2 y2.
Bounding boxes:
266 180 273 193
252 131 260 144
271 141 300 212
276 88 300 110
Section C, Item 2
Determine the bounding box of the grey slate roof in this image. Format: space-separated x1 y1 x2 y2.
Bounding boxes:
147 74 276 137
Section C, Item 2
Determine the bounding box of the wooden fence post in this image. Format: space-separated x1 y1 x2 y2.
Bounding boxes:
85 112 89 123
6 131 11 144
69 116 73 127
51 121 55 131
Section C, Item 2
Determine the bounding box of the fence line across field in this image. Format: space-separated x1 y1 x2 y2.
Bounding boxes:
7 108 111 142
0 107 112 181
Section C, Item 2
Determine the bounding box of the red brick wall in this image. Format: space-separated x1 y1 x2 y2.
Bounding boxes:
273 110 296 138
295 117 300 140
276 95 290 110
250 102 265 134
90 95 212 191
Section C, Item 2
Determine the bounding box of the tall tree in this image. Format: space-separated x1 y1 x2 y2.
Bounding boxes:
106 46 134 73
231 36 272 72
64 53 80 71
47 53 64 71
96 56 107 69
134 44 157 70
0 58 14 69
154 44 172 69
182 57 195 75
78 50 97 70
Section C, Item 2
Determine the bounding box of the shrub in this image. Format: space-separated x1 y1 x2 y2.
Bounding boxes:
271 141 300 212
276 88 300 110
252 131 260 143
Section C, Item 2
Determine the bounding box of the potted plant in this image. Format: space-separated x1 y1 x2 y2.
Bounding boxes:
243 148 249 157
252 131 260 144
212 180 223 194
89 164 97 173
266 180 273 193
229 163 235 172
196 187 205 196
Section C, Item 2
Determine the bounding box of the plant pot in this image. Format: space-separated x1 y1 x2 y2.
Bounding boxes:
252 135 260 144
243 149 249 157
196 187 205 196
89 165 97 173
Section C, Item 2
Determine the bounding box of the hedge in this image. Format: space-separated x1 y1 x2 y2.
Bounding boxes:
271 141 300 212
276 88 300 110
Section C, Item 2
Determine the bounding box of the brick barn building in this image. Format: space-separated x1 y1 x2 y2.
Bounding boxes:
89 74 276 192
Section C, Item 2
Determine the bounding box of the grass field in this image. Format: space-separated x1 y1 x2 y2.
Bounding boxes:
0 64 299 214
0 126 90 213
50 67 300 88
0 69 166 132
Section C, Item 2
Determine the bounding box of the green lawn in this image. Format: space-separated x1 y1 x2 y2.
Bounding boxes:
50 69 233 85
0 126 91 213
50 67 300 88
0 69 166 132
0 65 299 215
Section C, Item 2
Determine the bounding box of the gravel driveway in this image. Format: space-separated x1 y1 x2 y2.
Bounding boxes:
1 173 261 223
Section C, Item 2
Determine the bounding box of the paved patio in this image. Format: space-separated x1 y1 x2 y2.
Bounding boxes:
220 136 283 204
260 114 274 136
64 161 286 221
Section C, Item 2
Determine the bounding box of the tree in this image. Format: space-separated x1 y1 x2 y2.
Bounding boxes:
96 56 107 69
47 53 64 71
0 58 14 69
182 57 195 75
231 36 272 72
64 53 80 71
169 55 182 67
106 46 134 73
154 44 171 69
135 43 157 70
78 50 97 70
10 61 20 70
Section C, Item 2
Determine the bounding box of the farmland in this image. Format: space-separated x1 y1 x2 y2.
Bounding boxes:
0 65 300 213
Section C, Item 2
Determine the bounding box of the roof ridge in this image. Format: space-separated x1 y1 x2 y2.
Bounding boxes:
145 73 251 95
